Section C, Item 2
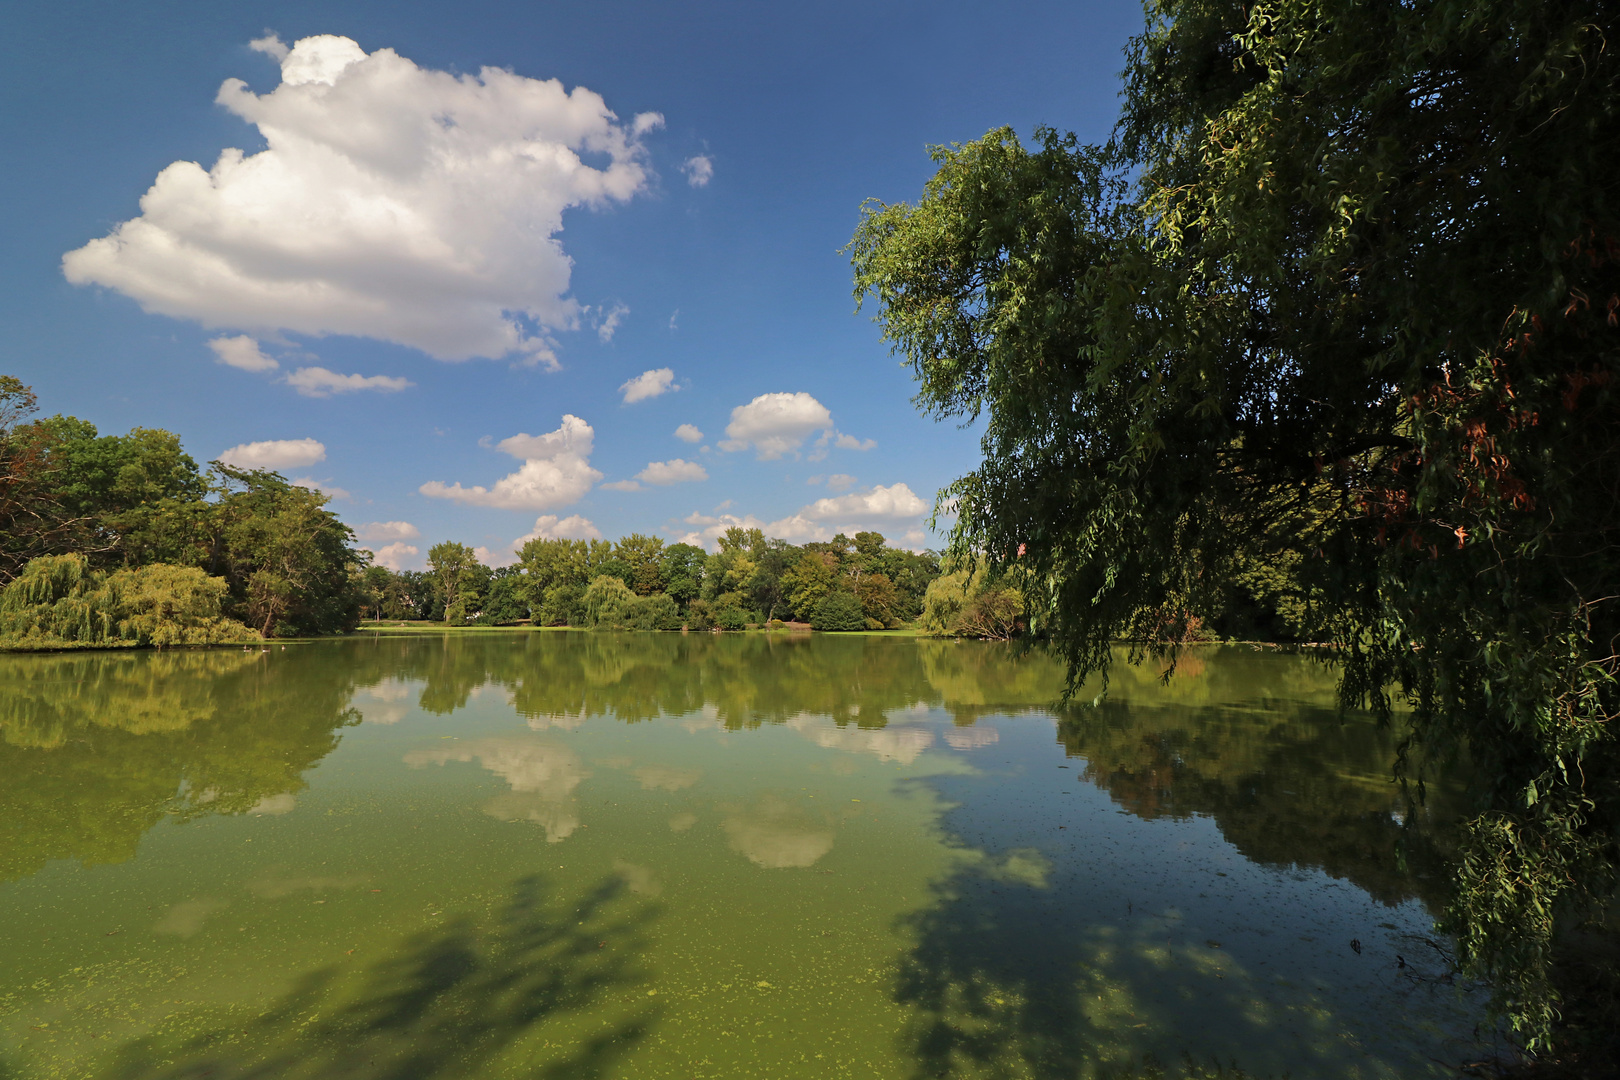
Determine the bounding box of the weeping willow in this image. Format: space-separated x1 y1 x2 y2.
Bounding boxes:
0 554 259 650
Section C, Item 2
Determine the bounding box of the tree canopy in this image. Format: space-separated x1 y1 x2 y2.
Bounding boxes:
850 0 1619 1042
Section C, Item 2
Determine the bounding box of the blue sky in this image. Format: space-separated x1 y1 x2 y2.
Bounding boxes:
1 0 1141 567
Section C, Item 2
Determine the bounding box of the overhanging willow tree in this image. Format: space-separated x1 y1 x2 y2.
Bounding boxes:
850 0 1619 1042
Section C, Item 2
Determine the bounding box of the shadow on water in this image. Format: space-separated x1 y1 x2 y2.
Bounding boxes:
891 658 1480 1080
94 874 659 1080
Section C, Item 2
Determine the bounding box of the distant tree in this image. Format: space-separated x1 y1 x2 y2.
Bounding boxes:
427 542 480 626
583 575 636 629
613 533 667 595
782 552 838 620
853 572 900 628
660 543 706 607
475 567 529 624
811 591 865 632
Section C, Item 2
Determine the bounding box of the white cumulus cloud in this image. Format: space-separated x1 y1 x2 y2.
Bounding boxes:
619 367 676 403
208 334 278 371
355 520 419 542
217 437 326 470
286 366 412 397
719 392 833 460
516 514 603 545
801 483 925 521
62 34 662 365
421 415 601 510
635 458 707 485
834 433 877 451
681 155 714 187
673 423 703 443
370 542 420 570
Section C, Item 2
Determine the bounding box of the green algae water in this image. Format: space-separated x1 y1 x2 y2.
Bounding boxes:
0 633 1498 1078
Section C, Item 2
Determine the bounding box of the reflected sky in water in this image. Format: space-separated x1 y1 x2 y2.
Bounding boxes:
0 634 1498 1078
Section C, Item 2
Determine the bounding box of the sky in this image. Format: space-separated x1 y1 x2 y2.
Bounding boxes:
1 0 1143 569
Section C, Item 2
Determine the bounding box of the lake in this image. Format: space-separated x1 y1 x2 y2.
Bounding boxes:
0 632 1498 1078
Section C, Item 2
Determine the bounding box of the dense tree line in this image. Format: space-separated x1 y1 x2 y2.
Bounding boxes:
1 376 361 643
359 528 944 632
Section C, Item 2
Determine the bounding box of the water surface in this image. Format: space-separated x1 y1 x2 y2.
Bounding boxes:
0 633 1493 1078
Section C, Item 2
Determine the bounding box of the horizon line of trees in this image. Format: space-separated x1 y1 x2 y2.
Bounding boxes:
361 527 950 633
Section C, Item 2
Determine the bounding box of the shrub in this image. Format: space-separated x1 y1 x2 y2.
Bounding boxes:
715 606 748 631
811 591 865 632
684 599 714 631
625 593 680 631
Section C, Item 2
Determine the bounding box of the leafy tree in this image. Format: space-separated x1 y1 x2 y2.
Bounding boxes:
0 554 257 649
478 567 530 624
583 574 636 629
714 605 748 632
613 533 667 596
358 565 394 622
209 467 362 637
782 552 838 620
660 543 707 607
517 538 589 611
853 572 900 628
849 0 1620 1039
427 542 480 626
811 591 865 632
540 583 586 627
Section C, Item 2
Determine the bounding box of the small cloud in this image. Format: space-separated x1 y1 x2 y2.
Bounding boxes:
681 155 714 188
517 514 603 545
591 301 629 343
674 423 703 443
218 437 325 470
422 416 601 510
248 33 290 61
635 459 707 485
806 475 824 485
721 392 833 460
370 542 420 570
355 521 419 542
286 366 412 398
668 309 679 331
208 334 278 372
834 432 876 451
290 476 350 500
620 367 676 404
601 479 642 492
825 473 856 491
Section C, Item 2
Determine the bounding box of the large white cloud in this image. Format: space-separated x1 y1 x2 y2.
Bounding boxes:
719 392 833 459
62 34 662 365
217 437 325 469
421 415 601 509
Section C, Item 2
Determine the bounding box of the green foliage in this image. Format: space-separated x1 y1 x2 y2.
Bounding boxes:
476 568 530 625
540 583 586 627
613 533 667 595
0 554 257 649
427 541 480 626
209 468 362 637
624 592 681 631
714 606 748 632
811 591 865 632
850 0 1620 1041
583 574 636 629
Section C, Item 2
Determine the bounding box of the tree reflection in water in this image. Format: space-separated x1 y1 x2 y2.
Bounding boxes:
0 635 1484 1077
